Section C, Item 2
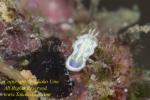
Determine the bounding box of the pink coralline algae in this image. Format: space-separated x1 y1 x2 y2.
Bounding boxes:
0 22 41 59
26 0 73 24
46 0 73 24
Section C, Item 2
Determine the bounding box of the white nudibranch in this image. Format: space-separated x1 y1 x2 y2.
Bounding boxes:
66 29 99 72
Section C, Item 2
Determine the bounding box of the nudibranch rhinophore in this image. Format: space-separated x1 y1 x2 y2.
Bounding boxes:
66 29 99 72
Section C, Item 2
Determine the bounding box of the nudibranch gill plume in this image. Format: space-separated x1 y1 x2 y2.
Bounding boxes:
66 29 99 72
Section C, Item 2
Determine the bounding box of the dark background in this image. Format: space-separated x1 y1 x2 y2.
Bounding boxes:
83 0 150 69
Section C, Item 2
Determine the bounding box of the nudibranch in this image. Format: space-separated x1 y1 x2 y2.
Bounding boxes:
66 29 99 72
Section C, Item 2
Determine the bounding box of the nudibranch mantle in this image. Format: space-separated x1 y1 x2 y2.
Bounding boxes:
66 29 99 72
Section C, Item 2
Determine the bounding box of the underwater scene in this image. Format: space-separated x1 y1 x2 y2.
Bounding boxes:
0 0 150 100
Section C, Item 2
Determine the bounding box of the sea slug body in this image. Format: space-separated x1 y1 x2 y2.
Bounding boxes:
66 29 98 72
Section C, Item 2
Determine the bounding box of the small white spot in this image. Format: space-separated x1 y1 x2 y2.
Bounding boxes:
90 74 96 81
124 88 128 92
117 77 121 83
69 93 73 96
